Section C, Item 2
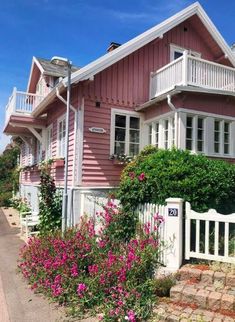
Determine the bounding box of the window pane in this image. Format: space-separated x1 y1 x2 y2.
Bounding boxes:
214 132 220 142
187 116 193 127
115 115 126 128
130 129 139 143
214 143 219 153
148 125 152 144
224 122 229 132
114 142 125 155
129 143 139 156
197 140 203 152
224 133 229 143
224 144 229 154
174 51 183 60
115 128 125 141
186 128 192 139
130 117 140 129
214 121 220 131
186 140 192 150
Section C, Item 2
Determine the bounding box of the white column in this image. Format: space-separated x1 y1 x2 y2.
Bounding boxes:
230 121 235 157
182 51 188 86
205 117 214 155
164 198 184 272
178 112 186 150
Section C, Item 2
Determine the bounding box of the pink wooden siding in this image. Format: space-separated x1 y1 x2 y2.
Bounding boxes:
82 99 125 187
80 16 221 108
80 15 225 187
20 92 77 187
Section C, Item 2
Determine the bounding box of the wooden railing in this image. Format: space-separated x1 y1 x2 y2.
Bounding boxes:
5 87 44 124
150 52 235 99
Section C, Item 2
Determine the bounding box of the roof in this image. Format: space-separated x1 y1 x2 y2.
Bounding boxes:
65 1 235 87
36 57 79 77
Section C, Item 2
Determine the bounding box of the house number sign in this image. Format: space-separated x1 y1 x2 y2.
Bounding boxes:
168 208 178 217
89 127 106 134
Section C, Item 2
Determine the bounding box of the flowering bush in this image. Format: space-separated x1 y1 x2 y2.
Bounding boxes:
19 201 164 321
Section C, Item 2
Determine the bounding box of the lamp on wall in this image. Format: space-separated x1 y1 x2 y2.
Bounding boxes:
51 56 72 234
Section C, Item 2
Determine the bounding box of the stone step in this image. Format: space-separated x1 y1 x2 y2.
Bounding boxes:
170 281 235 312
179 265 235 288
152 300 235 321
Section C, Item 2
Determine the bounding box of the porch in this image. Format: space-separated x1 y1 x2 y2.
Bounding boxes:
150 52 235 99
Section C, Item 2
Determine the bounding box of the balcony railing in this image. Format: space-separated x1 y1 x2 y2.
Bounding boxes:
5 88 44 125
150 52 235 99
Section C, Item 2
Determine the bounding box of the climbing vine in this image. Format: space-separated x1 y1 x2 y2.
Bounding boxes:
38 160 62 234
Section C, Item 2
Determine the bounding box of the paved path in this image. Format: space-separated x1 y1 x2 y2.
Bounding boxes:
0 208 67 322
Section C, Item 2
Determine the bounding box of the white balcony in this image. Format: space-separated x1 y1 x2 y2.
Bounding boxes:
5 88 44 125
150 52 235 99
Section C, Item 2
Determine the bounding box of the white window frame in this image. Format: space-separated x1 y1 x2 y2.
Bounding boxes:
110 109 143 156
213 119 231 156
185 114 205 153
146 114 175 150
57 114 66 158
46 125 53 159
170 44 201 61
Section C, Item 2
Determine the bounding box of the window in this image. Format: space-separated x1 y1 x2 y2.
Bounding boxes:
164 120 169 149
214 120 220 153
170 44 201 61
148 124 152 145
224 122 230 154
147 117 174 149
46 126 53 159
197 118 204 152
186 116 193 150
186 115 204 152
58 117 66 157
214 120 230 155
36 140 42 163
114 113 140 156
155 122 159 147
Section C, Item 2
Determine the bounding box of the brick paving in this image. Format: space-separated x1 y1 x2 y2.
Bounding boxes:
152 264 235 322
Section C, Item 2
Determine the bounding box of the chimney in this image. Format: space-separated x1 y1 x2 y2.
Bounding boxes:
107 42 121 53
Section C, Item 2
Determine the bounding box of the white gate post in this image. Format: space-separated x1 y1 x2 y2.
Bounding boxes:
164 198 184 272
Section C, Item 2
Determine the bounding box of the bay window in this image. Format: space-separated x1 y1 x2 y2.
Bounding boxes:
185 115 204 153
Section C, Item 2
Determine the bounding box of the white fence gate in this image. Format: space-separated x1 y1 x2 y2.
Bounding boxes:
185 202 235 264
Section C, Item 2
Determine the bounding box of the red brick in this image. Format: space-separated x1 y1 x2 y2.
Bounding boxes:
221 293 235 311
208 291 221 310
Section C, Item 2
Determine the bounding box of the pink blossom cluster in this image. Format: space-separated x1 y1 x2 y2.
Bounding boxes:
18 201 164 321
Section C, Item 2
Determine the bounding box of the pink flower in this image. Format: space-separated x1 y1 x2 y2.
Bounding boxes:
71 263 79 277
88 264 99 275
77 283 87 297
153 213 164 224
138 172 145 181
127 310 136 322
129 172 135 180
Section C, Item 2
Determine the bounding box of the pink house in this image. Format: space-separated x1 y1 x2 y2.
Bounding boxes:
3 2 235 222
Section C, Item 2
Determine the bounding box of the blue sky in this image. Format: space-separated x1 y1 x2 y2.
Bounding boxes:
1 0 235 152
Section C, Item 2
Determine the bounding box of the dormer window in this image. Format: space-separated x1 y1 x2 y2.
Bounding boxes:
170 44 201 61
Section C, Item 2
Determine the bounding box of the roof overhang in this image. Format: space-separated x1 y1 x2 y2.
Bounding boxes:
64 2 235 87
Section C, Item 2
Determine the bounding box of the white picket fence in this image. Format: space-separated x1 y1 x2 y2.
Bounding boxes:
137 203 167 265
185 202 235 264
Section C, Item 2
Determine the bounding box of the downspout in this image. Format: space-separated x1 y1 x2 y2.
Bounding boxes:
56 88 77 187
56 88 78 227
167 94 178 148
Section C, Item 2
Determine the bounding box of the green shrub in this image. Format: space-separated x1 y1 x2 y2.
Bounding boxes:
153 275 177 297
0 191 13 207
118 147 235 214
38 161 62 234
